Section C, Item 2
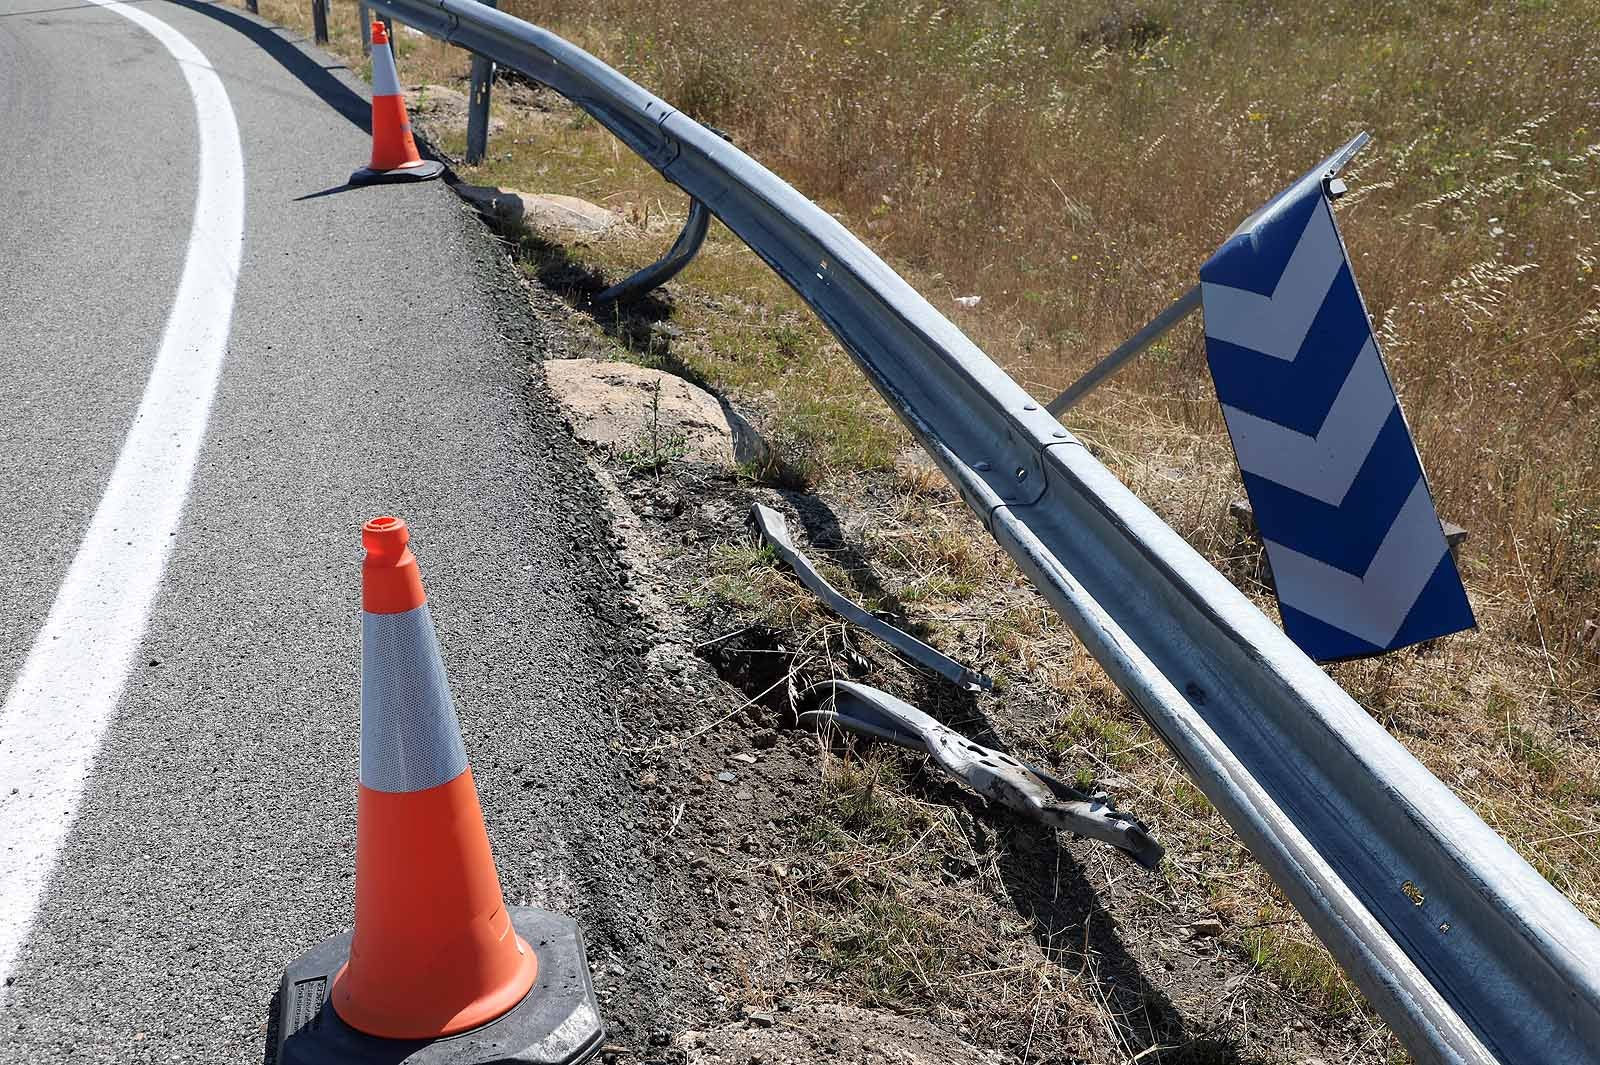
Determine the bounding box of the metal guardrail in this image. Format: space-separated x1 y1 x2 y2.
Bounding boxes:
345 2 1600 1060
594 196 711 306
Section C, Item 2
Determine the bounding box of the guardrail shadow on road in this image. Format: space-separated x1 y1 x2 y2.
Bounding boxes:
168 0 370 133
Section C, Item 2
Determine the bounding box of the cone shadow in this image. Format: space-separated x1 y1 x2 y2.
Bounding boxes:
292 183 360 201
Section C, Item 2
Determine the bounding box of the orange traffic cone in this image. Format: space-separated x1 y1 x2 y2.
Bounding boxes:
349 21 444 186
272 517 604 1065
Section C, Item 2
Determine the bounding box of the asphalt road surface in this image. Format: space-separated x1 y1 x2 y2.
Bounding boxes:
0 3 665 1059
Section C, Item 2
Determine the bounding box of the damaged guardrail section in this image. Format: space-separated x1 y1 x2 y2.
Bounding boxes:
801 678 1163 870
354 1 1600 1060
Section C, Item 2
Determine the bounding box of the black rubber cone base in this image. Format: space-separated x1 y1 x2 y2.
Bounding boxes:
270 908 604 1065
348 159 446 186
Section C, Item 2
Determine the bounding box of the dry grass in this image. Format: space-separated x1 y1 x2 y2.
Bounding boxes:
496 0 1600 664
685 450 1599 1055
687 484 1402 1058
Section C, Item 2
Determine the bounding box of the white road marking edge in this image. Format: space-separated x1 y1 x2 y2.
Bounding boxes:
0 0 244 991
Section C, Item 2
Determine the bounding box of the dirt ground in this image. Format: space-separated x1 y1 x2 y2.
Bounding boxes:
546 374 1401 1063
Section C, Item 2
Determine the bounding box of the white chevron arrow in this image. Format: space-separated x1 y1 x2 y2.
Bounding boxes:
1219 337 1395 506
1202 198 1345 362
1265 478 1450 647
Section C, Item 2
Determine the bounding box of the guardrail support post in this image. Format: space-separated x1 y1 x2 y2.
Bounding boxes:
464 0 497 165
1045 284 1202 415
593 197 713 306
311 0 329 44
359 2 372 54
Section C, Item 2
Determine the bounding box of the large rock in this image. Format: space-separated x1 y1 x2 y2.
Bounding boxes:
455 185 619 239
682 1004 1000 1064
543 358 767 469
403 84 506 137
404 82 467 114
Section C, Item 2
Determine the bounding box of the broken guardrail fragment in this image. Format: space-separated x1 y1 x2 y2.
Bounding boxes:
801 679 1162 869
748 503 992 693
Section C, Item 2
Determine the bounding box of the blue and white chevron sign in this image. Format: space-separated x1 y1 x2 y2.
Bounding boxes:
1199 137 1474 661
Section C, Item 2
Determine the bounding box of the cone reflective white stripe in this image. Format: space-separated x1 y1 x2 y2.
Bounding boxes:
360 604 468 793
369 31 401 98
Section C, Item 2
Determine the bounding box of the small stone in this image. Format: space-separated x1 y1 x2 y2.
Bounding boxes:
734 790 754 801
1228 499 1256 534
746 1011 776 1028
1186 918 1226 938
716 771 738 784
729 753 757 765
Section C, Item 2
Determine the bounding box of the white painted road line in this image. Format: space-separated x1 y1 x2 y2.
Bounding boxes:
0 0 244 991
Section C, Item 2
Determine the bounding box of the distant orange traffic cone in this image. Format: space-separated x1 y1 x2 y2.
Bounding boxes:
349 21 444 186
271 517 604 1065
